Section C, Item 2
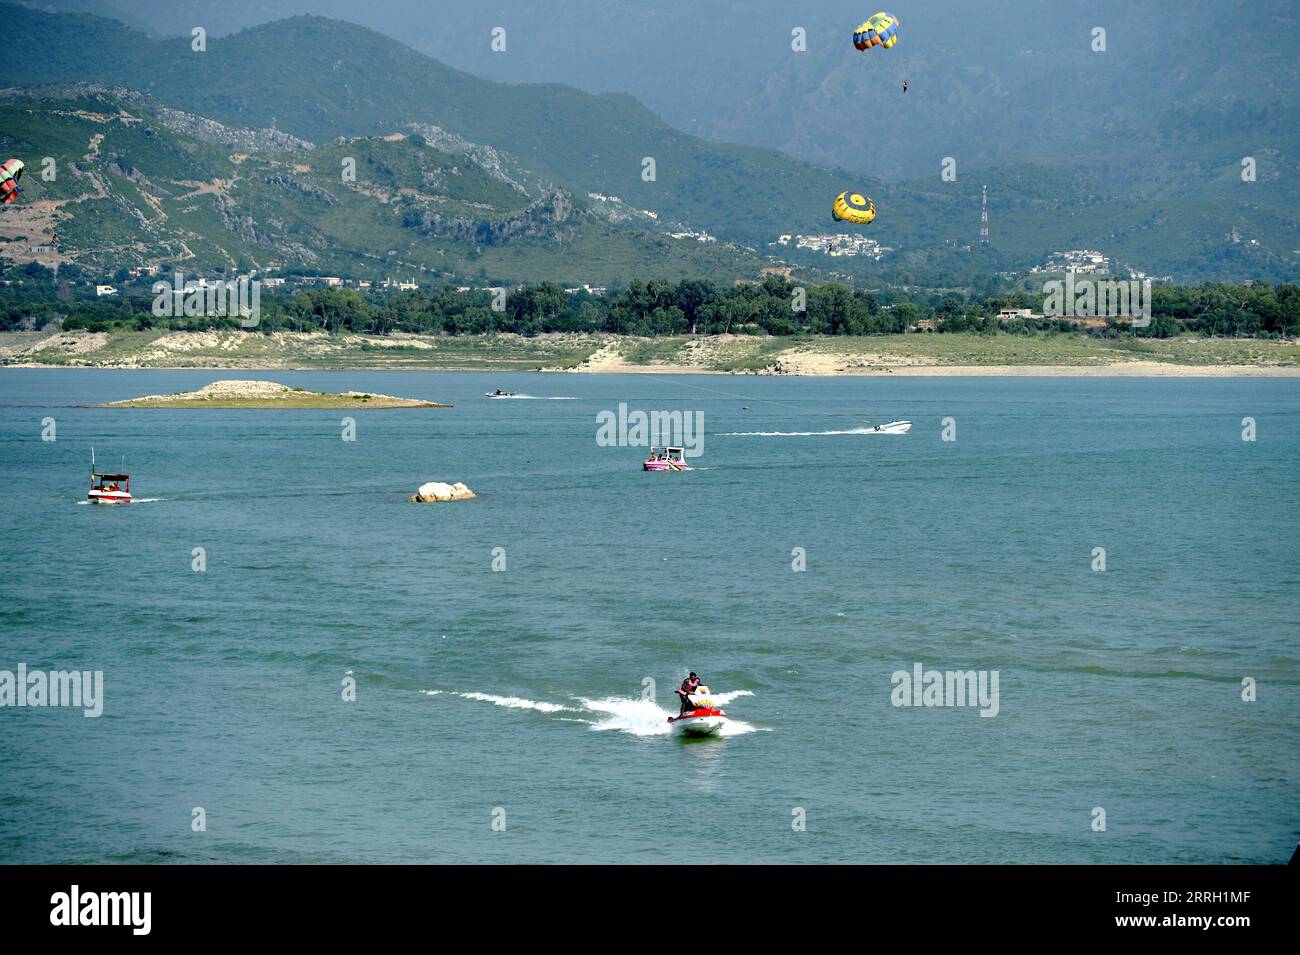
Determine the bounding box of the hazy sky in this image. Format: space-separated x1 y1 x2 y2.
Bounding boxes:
35 1 1300 178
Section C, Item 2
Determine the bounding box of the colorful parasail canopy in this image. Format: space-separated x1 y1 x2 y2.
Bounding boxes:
854 12 899 51
0 159 23 205
832 191 876 225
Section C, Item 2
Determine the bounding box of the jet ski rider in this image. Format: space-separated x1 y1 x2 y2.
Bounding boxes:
676 672 701 715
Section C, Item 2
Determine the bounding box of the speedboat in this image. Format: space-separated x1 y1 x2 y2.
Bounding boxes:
667 686 728 737
485 390 515 398
868 420 911 434
87 449 131 504
643 446 691 471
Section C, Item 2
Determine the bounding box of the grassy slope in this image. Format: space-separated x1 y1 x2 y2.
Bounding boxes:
0 6 856 246
0 92 778 282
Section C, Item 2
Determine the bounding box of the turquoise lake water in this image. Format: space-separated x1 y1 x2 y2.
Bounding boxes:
1 368 1297 863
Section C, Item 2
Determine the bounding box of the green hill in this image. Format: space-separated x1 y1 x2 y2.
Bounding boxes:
0 4 1296 283
0 5 856 248
0 88 785 283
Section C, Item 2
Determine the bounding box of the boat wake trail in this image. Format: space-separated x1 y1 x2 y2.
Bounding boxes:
582 692 759 737
424 688 762 737
580 697 676 736
421 690 580 714
497 395 577 400
717 428 878 437
75 497 165 505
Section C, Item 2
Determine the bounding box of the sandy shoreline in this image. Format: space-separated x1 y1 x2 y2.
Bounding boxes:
10 360 1300 377
554 360 1300 378
3 329 1298 377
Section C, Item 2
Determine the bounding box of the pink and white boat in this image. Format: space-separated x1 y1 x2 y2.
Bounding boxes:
643 446 691 471
87 449 132 504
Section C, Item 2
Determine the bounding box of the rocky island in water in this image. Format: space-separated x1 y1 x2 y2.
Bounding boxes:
96 379 451 409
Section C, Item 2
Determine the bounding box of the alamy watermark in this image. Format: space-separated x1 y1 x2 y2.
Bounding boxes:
595 402 705 457
0 663 103 717
152 271 261 328
50 885 150 935
891 663 999 717
1043 273 1151 327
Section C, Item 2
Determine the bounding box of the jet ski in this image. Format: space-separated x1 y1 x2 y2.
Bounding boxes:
666 686 728 737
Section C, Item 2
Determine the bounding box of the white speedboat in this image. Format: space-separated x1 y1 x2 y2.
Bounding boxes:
485 390 515 398
867 420 911 434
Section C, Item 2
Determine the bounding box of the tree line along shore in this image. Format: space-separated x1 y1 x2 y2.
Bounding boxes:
3 266 1299 341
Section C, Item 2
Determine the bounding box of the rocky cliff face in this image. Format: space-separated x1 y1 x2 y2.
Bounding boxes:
20 84 317 154
262 174 337 205
406 189 580 246
407 123 535 195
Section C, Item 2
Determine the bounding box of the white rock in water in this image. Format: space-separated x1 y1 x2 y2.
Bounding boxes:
417 481 453 501
412 481 476 502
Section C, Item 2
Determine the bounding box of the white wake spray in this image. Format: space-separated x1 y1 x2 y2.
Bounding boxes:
424 688 763 737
